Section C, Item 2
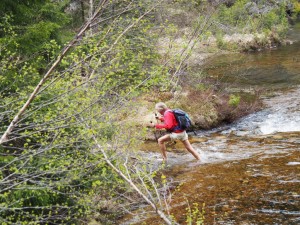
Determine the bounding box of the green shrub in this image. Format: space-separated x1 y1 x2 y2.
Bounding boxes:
213 0 289 38
229 94 240 107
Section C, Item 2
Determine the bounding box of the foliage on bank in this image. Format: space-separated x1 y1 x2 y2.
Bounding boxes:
213 0 290 50
0 1 171 224
163 0 297 51
0 0 297 224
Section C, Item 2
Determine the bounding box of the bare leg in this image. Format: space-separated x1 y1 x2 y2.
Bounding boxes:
157 134 171 162
182 140 201 160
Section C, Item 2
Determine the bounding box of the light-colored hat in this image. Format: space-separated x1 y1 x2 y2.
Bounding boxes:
155 102 168 111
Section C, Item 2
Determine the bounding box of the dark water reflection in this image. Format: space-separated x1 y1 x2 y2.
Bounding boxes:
203 26 300 90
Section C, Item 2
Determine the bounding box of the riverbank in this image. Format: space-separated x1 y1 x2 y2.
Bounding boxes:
138 3 299 135
138 35 300 140
141 14 300 136
138 38 265 137
118 27 300 223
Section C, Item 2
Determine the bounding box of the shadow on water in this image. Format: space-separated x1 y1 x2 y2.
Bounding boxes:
120 24 300 224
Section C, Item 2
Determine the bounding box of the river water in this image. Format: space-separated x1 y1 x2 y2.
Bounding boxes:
121 24 300 224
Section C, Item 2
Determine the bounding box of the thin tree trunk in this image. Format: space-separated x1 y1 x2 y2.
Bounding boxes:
92 138 175 225
89 0 94 19
0 0 108 144
81 0 85 23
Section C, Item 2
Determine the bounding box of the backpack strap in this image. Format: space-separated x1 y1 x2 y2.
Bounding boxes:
164 110 179 132
170 110 183 132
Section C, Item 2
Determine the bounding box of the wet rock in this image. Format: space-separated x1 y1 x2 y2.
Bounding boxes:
235 131 249 136
245 2 259 15
242 179 250 184
216 135 227 140
285 40 294 45
272 135 284 140
191 137 208 143
222 205 230 211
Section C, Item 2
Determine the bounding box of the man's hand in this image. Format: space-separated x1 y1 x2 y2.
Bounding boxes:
155 113 162 120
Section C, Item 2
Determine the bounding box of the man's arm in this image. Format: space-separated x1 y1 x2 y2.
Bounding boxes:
155 111 174 130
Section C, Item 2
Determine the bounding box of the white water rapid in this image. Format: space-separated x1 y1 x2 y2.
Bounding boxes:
223 87 300 136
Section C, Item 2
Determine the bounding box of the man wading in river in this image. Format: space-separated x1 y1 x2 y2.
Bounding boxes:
147 102 201 162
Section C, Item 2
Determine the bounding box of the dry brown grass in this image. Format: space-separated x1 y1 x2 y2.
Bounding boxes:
168 88 263 130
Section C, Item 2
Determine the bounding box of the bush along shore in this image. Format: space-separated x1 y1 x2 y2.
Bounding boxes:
140 84 263 141
140 0 300 137
1 1 300 224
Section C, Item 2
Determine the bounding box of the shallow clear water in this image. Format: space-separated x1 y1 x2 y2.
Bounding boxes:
120 24 300 225
203 34 300 90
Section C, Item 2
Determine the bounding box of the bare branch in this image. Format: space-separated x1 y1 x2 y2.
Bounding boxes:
0 0 109 144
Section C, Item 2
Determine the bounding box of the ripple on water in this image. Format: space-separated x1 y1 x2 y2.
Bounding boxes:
287 162 300 165
128 26 300 224
257 209 300 216
220 88 300 136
